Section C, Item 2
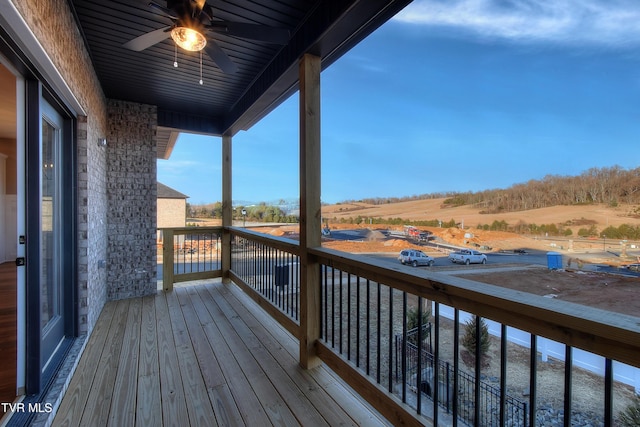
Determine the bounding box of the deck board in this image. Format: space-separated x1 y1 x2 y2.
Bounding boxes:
196 286 300 426
154 289 189 426
54 300 117 427
136 295 162 427
80 299 129 426
166 289 217 426
220 283 383 427
53 280 391 426
191 285 271 426
108 297 142 427
205 284 329 427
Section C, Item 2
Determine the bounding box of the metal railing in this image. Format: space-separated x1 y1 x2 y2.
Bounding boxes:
228 228 301 337
160 227 640 426
310 247 640 426
396 328 528 426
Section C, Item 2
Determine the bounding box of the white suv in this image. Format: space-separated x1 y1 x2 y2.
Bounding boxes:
398 249 435 267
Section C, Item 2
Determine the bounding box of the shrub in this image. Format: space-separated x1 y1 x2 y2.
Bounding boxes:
462 316 490 360
618 395 640 427
406 305 432 348
407 305 431 331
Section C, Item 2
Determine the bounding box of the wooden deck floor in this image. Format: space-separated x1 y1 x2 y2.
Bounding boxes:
53 280 390 426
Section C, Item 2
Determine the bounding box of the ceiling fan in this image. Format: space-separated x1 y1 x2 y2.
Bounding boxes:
123 0 290 74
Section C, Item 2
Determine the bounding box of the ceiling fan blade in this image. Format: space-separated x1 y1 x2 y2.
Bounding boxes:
208 21 290 44
148 1 178 20
204 40 238 74
123 26 172 51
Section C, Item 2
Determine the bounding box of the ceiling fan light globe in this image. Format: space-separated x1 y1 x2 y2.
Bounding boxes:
171 27 207 51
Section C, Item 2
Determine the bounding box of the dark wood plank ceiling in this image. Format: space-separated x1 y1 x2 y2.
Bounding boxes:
69 0 411 142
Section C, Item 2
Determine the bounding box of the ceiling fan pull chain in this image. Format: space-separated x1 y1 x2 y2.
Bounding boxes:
199 51 204 85
174 43 178 68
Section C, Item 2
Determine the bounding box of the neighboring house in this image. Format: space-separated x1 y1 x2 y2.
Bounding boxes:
157 182 188 229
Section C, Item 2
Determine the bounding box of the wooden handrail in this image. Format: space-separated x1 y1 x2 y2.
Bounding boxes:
309 246 640 370
227 226 301 255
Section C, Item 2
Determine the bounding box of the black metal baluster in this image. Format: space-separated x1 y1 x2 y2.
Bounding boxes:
433 302 439 424
356 275 361 368
322 264 327 341
475 315 481 427
377 282 382 384
331 266 335 348
318 263 323 340
295 253 299 319
529 334 537 427
500 324 507 427
564 345 572 427
604 358 613 427
453 309 459 427
366 279 371 376
388 286 393 393
347 273 351 361
402 293 407 404
339 270 344 354
196 233 200 271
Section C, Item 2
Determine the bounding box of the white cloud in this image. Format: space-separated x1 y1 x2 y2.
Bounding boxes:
394 0 640 47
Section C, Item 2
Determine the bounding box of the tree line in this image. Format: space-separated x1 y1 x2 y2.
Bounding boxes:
344 166 640 213
188 201 298 223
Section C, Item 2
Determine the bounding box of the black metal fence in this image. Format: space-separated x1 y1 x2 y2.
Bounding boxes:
396 329 528 426
231 234 300 321
173 231 221 274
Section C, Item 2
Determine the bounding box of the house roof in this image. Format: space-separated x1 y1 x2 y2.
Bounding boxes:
157 182 189 199
68 0 412 158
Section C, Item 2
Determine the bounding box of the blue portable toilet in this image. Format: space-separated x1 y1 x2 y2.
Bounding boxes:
546 251 562 270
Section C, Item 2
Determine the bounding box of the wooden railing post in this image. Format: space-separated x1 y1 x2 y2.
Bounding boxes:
299 53 322 369
222 134 232 283
162 228 174 292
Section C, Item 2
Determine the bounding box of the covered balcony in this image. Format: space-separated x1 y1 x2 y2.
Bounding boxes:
3 1 636 426
54 226 640 426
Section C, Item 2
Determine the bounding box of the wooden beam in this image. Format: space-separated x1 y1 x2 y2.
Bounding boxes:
222 135 232 283
299 53 322 369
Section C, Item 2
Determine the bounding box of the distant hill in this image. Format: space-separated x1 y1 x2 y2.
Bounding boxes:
322 198 640 237
340 166 640 213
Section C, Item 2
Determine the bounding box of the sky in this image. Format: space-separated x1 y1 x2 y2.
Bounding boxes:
157 0 640 205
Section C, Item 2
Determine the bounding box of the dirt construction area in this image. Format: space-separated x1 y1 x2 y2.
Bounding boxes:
461 267 640 317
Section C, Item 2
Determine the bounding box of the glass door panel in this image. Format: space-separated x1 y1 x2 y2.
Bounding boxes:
40 101 64 370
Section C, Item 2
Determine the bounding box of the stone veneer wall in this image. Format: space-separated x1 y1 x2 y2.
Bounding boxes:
106 100 158 300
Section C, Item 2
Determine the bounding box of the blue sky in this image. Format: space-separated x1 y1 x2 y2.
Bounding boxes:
158 0 640 205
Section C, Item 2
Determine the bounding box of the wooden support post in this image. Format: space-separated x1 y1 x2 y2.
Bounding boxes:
162 229 174 292
299 53 322 369
222 134 232 284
